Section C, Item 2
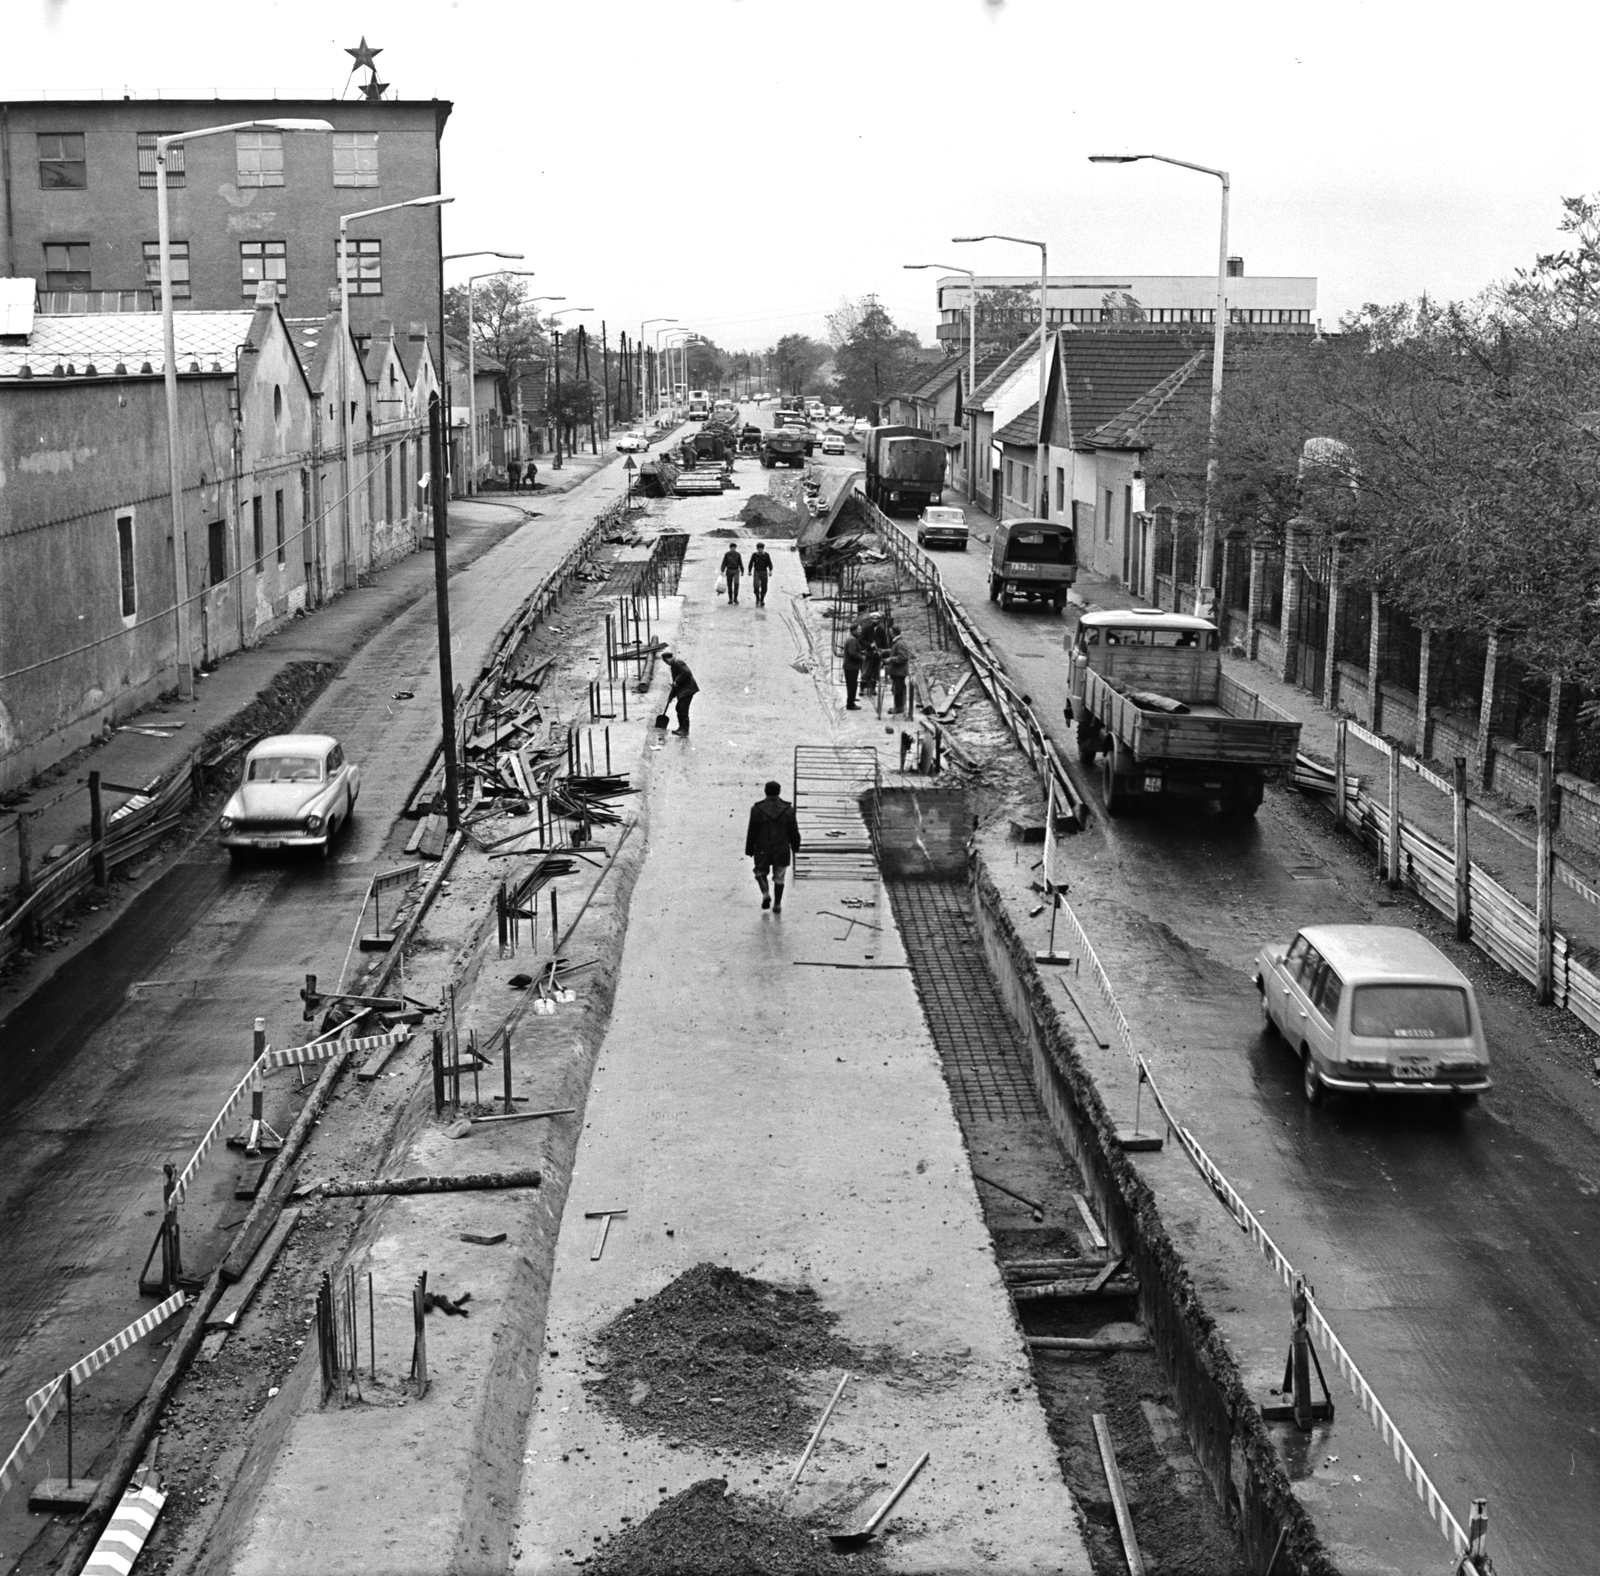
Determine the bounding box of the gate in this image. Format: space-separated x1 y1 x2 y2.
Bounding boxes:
1291 550 1330 700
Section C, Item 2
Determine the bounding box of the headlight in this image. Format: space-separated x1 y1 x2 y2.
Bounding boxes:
219 817 235 833
305 814 324 833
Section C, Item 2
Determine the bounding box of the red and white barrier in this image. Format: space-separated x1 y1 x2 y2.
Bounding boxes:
0 1377 62 1499
81 1474 166 1576
23 1294 186 1419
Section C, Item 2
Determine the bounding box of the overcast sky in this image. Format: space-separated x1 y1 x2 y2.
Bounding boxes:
12 0 1599 351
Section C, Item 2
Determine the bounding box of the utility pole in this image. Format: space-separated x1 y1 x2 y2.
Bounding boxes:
428 394 460 833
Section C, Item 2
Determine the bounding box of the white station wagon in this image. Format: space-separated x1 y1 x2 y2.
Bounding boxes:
219 734 361 859
1255 924 1491 1108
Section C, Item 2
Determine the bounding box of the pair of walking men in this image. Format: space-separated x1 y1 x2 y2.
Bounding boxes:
720 543 773 607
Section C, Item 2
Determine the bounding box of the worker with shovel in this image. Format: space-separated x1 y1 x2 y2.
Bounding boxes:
745 779 801 912
661 652 699 736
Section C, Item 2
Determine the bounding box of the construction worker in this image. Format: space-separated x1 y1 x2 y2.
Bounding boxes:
749 542 774 607
842 623 864 710
886 629 913 716
661 651 699 735
745 779 802 913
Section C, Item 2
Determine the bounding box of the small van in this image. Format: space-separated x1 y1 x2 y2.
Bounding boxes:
1255 924 1491 1108
988 517 1077 610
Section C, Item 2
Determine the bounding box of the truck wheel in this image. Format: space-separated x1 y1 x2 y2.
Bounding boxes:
1101 754 1127 816
1221 779 1265 819
1076 719 1101 765
988 576 1000 602
1052 590 1067 613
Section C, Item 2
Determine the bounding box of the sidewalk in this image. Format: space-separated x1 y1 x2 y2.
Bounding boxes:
0 461 608 918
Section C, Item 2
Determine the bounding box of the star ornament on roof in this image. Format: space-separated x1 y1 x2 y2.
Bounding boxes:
345 36 383 71
359 78 390 101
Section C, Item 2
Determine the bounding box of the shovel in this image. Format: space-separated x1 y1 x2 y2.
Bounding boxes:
827 1451 929 1550
654 713 670 730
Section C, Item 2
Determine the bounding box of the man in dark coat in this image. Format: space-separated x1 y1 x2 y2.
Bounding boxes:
842 623 863 710
745 779 802 911
749 542 774 607
661 651 699 734
859 613 885 696
886 630 912 716
720 543 745 604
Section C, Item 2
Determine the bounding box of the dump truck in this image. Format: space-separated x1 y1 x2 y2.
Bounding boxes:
863 426 945 513
1067 608 1302 817
761 427 807 468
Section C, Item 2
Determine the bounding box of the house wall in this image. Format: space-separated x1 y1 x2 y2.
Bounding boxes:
0 98 448 344
0 372 232 786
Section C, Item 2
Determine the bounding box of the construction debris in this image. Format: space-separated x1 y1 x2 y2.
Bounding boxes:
306 1168 542 1198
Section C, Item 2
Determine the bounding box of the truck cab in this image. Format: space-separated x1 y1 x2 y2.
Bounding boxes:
987 518 1077 610
688 389 710 420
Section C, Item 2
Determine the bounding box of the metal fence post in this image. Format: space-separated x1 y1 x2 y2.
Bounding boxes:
1333 720 1348 831
1386 740 1402 888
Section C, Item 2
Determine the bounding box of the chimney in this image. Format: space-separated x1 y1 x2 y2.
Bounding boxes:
1226 256 1244 278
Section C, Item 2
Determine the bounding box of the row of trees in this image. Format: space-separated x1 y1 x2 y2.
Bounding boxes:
1145 195 1600 694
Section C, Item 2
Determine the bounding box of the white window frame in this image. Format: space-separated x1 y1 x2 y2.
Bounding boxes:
235 129 284 188
335 237 383 296
143 240 190 298
240 239 287 299
331 131 379 188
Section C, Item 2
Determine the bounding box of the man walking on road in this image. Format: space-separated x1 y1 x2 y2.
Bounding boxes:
749 542 774 608
661 651 699 734
842 622 863 710
720 543 745 604
745 779 801 912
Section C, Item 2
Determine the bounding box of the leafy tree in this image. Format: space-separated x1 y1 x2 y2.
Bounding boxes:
830 295 925 415
973 285 1037 354
769 334 829 400
444 276 548 398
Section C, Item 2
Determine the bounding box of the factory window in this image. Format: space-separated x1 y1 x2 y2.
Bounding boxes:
332 132 379 187
252 495 264 570
208 519 227 588
116 513 137 618
275 489 286 565
137 132 184 189
43 242 91 291
235 130 284 188
38 133 87 189
240 240 287 299
335 237 383 295
142 241 190 298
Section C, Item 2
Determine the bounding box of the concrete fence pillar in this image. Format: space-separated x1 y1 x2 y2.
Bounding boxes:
1415 629 1432 758
1277 518 1310 684
1547 672 1579 772
1476 631 1510 789
1246 540 1268 660
1365 590 1387 730
1322 538 1344 710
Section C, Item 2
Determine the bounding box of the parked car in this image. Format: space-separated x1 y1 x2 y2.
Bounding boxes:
616 431 651 453
851 417 871 436
916 504 968 550
1255 924 1492 1108
220 734 360 859
821 431 846 455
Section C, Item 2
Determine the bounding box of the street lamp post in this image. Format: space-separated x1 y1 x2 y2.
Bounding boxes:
659 327 689 420
338 194 453 588
155 117 331 698
1090 152 1230 605
548 308 592 469
955 234 1049 520
640 317 676 420
905 261 978 489
461 266 532 495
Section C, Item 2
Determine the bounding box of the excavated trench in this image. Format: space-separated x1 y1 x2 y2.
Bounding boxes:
873 787 1250 1576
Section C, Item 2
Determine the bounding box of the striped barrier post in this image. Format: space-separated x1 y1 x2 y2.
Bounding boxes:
81 1473 166 1576
230 1017 283 1158
0 1378 63 1502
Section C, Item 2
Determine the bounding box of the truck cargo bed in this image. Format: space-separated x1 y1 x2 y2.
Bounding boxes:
1089 668 1301 766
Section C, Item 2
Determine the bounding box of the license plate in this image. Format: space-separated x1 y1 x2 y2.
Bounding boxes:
256 839 282 850
1393 1061 1437 1081
1144 777 1162 793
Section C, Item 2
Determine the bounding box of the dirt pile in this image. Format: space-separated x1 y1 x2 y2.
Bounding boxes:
585 1478 884 1576
738 494 808 538
585 1263 878 1453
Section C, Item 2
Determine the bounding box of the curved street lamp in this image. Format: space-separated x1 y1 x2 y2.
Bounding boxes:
906 261 978 490
1090 152 1231 600
155 117 332 696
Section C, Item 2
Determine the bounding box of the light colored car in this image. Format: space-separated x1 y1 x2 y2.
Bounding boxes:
616 432 651 453
1254 924 1492 1108
851 417 871 436
916 504 968 550
821 431 846 455
220 734 360 859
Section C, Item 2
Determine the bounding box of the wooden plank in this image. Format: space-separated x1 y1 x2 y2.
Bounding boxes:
356 1028 411 1083
1092 1412 1148 1576
209 1208 302 1329
1070 1192 1107 1250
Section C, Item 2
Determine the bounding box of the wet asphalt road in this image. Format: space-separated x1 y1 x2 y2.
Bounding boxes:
0 477 626 1568
847 486 1599 1575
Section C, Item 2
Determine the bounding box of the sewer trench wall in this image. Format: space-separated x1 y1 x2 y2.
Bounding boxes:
966 854 1339 1576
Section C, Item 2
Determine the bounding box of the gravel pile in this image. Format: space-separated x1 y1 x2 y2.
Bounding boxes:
585 1478 885 1576
586 1263 877 1454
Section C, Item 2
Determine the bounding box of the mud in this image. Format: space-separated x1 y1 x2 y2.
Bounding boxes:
584 1477 885 1576
585 1264 889 1455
